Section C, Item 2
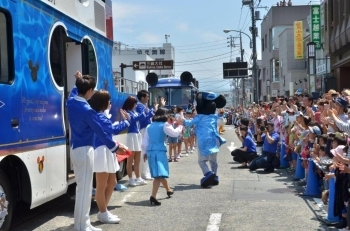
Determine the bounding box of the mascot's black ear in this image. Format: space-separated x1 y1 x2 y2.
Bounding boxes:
196 92 204 109
214 95 226 108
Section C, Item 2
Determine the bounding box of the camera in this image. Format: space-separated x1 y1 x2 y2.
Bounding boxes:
260 126 267 132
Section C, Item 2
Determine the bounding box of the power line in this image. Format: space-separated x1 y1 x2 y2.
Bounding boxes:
175 51 237 63
174 53 239 66
176 46 228 53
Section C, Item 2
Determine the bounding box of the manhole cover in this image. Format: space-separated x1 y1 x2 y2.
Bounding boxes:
267 188 297 194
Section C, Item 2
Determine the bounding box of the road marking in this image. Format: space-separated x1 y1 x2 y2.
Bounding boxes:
206 213 222 231
120 192 136 203
227 146 236 152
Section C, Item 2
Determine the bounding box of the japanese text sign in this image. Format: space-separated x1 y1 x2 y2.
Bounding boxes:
294 21 304 60
311 5 321 50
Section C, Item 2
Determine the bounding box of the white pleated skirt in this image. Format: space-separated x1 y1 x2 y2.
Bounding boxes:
126 133 142 151
94 145 120 173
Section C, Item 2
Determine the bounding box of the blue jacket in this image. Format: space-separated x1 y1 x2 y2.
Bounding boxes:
261 131 280 153
184 114 226 156
93 112 130 149
127 109 155 134
66 87 118 152
136 102 152 130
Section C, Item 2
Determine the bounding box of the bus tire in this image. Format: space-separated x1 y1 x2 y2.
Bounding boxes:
117 159 127 181
0 170 13 231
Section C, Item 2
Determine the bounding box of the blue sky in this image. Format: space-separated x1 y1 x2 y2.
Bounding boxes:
112 0 315 93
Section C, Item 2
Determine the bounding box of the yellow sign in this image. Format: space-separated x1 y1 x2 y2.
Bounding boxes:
294 21 304 59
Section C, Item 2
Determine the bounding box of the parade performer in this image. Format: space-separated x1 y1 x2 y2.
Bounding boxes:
67 72 126 231
88 90 131 224
184 92 226 187
136 90 154 180
217 109 226 134
141 108 183 205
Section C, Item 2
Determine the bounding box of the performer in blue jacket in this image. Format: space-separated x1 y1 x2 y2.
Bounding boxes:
89 90 131 224
136 90 153 180
184 92 226 188
122 96 155 187
67 72 126 231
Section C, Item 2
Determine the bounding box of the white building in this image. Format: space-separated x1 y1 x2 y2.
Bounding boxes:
112 43 175 83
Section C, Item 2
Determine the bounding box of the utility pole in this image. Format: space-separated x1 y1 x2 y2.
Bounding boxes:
250 0 258 103
242 0 259 103
239 31 246 107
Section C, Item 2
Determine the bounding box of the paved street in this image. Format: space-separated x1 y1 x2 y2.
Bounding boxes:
11 126 330 231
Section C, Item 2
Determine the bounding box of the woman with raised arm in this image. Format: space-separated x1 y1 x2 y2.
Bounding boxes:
142 108 183 206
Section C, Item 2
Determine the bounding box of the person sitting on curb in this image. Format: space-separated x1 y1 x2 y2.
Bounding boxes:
231 126 258 168
249 121 280 172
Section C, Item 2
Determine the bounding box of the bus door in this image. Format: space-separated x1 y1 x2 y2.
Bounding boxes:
0 7 20 148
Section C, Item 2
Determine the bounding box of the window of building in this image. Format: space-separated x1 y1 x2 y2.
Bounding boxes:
270 59 280 82
269 26 293 50
0 11 14 84
262 38 264 52
262 68 266 82
265 34 267 49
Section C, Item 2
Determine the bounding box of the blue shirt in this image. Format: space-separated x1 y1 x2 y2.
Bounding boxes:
66 87 118 152
261 131 280 154
243 135 257 153
136 102 152 130
184 114 226 156
93 112 130 149
127 110 154 134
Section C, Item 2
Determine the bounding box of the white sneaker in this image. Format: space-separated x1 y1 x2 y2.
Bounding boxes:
142 175 153 180
129 178 137 187
184 153 189 157
190 149 193 153
107 211 118 218
86 225 103 231
97 211 120 224
135 178 147 185
176 154 181 159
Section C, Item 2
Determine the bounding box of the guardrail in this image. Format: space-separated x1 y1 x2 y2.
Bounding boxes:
114 78 148 94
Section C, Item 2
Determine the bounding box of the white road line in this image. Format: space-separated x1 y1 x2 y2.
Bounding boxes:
120 192 136 203
227 146 236 152
206 213 222 231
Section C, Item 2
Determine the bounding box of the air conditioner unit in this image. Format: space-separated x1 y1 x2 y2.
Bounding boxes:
242 0 251 5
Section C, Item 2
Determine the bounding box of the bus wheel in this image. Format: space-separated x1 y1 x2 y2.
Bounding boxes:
0 170 13 231
117 159 127 181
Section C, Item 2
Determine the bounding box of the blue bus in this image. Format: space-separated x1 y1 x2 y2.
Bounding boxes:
0 0 131 229
146 72 199 110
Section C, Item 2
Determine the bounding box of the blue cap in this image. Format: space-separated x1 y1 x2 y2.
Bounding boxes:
334 97 349 108
200 92 218 101
308 126 321 135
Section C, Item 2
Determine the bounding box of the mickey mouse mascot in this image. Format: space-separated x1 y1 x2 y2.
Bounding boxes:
184 92 226 187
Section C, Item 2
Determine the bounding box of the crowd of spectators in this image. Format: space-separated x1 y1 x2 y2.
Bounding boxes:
228 89 350 229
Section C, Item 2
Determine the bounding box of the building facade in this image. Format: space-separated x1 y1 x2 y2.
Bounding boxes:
323 0 350 91
260 5 311 101
112 43 175 83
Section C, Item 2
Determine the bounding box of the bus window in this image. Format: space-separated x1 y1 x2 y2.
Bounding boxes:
149 88 168 107
170 87 191 106
0 11 14 84
82 39 97 81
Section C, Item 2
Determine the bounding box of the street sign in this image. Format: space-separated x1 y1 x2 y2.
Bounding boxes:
223 62 248 79
132 60 173 70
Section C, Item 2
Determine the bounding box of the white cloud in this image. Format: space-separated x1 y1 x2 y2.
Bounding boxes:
176 22 189 32
200 31 223 41
137 32 161 43
112 2 162 29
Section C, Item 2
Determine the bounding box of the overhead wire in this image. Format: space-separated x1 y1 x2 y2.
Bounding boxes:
175 53 240 66
175 51 238 63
